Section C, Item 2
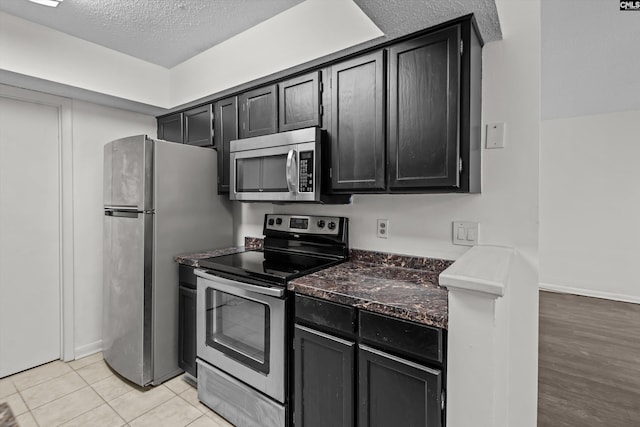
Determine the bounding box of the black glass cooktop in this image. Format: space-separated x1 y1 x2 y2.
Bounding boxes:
198 249 342 286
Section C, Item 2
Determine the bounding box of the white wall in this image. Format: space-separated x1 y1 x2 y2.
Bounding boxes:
170 0 383 106
0 12 170 109
0 1 383 111
239 1 541 424
539 1 640 302
71 100 156 356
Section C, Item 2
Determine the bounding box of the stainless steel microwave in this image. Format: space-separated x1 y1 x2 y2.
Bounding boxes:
229 127 349 203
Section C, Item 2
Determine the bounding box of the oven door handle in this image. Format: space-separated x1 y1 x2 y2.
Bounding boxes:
194 269 285 298
285 149 297 194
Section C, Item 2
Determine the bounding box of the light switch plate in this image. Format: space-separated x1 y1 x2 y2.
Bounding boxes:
452 221 479 246
486 122 505 149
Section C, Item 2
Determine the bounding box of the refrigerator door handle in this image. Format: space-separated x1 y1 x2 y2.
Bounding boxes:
105 210 140 218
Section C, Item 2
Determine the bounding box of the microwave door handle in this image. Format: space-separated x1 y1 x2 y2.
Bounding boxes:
286 149 297 193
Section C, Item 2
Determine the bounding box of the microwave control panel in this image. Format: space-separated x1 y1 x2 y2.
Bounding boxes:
298 151 314 192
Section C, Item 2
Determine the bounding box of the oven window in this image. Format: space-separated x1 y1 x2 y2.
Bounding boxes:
235 155 288 193
205 289 270 374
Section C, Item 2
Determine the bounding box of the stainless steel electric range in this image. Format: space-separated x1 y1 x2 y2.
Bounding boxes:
195 214 349 427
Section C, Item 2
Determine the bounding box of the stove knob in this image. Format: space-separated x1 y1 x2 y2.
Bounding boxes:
317 220 325 228
268 218 275 226
275 218 283 225
328 221 336 230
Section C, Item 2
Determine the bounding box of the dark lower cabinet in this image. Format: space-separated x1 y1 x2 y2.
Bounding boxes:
178 265 197 377
157 112 183 143
213 96 238 194
358 345 442 427
293 295 445 427
293 325 355 427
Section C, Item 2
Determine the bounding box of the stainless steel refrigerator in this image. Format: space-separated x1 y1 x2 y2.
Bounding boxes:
102 135 233 386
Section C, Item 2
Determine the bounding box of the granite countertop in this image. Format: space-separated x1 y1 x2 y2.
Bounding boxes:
175 238 452 330
288 249 453 330
174 237 263 267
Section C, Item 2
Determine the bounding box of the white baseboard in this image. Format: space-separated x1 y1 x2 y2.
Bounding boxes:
74 340 102 360
539 282 640 305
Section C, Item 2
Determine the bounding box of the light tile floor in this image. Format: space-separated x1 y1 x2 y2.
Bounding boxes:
0 353 235 427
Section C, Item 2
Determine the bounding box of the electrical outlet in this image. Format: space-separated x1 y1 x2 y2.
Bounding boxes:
377 219 389 239
452 221 479 246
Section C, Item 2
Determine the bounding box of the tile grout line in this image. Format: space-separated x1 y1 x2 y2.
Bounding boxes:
57 358 113 426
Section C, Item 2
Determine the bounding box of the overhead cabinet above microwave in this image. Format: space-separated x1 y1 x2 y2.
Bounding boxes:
156 15 482 197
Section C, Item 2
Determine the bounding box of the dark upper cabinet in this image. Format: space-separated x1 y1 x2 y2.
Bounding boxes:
157 112 183 143
183 104 213 147
213 96 238 194
387 24 480 192
329 51 386 192
239 84 278 138
293 324 355 427
358 345 442 427
279 71 321 132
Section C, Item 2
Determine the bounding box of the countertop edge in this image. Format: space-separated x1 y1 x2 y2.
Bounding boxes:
439 245 515 298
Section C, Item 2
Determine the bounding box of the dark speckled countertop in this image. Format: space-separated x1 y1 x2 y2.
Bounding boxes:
175 239 452 330
289 249 453 329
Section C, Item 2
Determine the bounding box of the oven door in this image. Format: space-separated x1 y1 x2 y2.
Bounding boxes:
195 270 286 403
230 141 319 202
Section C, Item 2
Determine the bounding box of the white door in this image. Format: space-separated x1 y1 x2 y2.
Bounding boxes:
0 95 61 377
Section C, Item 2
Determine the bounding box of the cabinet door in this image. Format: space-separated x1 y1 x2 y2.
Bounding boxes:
388 26 461 190
358 345 442 427
157 113 183 143
239 85 278 138
279 71 321 132
183 104 213 147
214 97 238 194
294 324 355 427
330 51 385 192
178 286 197 377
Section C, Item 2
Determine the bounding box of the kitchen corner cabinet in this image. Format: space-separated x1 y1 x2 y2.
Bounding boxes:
178 265 197 378
183 104 213 147
239 84 278 138
279 71 322 132
387 22 481 193
329 51 386 192
293 294 445 427
157 112 183 143
213 96 238 194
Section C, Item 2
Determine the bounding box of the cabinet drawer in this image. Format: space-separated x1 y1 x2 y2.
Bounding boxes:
359 311 443 365
295 295 357 339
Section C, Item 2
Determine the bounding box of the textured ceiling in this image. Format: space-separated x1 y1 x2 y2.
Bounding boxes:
0 0 304 68
0 0 502 69
354 0 502 43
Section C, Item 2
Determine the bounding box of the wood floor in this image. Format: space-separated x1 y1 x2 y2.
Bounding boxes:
538 291 640 426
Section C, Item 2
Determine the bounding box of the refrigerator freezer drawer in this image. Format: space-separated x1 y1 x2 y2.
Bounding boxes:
103 210 153 386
